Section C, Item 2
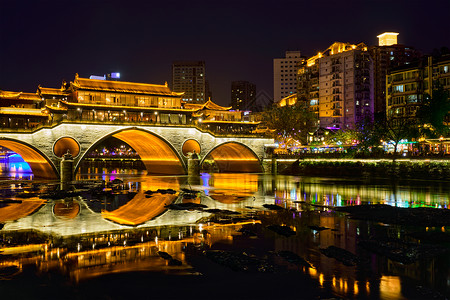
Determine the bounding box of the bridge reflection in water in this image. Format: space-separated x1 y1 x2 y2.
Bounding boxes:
1 174 449 298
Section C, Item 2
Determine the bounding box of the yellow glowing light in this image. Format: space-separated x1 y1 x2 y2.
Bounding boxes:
112 129 184 175
0 198 47 223
102 192 176 225
0 140 57 179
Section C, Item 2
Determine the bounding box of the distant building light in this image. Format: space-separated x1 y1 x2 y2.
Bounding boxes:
90 75 106 80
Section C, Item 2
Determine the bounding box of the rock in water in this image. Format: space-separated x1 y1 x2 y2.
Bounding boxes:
319 246 360 266
267 225 296 237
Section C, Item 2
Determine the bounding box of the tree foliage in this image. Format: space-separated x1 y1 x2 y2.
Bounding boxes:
416 86 450 137
325 117 380 153
261 102 317 146
376 115 417 155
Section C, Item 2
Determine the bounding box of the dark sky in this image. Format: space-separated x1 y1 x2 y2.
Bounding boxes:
1 0 449 106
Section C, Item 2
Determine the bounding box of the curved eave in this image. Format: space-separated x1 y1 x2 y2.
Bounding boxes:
0 111 49 118
45 105 68 112
202 120 261 125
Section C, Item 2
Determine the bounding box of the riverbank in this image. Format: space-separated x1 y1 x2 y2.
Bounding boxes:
280 158 450 181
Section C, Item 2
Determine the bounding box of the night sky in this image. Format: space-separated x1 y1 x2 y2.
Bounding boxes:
1 0 449 106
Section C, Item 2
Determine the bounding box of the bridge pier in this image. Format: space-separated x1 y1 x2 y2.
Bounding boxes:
60 151 74 186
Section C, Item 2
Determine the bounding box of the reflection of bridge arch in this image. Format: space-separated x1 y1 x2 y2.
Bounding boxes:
74 127 186 175
102 192 177 226
201 142 263 173
53 201 81 219
0 138 58 179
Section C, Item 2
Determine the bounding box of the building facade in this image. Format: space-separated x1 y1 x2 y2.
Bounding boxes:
369 32 422 118
273 51 303 102
230 81 256 111
318 42 374 129
172 61 206 103
386 55 450 124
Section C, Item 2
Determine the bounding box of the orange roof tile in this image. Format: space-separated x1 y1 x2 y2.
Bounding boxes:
0 90 42 101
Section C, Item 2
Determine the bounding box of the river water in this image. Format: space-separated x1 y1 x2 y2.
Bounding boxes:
0 167 449 299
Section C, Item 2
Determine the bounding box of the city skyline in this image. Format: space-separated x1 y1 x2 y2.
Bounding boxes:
1 0 449 106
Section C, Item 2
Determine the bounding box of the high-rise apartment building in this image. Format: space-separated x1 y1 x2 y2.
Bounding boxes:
273 51 304 102
231 81 256 111
297 56 320 119
369 32 422 118
317 42 374 129
386 55 450 124
172 61 206 103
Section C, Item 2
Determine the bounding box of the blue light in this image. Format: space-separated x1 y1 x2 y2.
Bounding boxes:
1 153 32 173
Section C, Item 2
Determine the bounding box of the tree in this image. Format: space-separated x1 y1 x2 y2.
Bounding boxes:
416 86 450 137
376 115 417 156
325 117 381 154
261 101 317 147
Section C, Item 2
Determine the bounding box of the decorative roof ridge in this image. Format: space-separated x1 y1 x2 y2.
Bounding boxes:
75 76 169 88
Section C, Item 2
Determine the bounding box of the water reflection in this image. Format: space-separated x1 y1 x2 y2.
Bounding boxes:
271 176 450 208
1 172 449 298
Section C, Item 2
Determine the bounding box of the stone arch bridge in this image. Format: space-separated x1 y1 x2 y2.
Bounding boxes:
0 123 273 179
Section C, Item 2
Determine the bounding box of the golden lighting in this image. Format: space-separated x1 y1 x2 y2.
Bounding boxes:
0 140 57 179
53 137 80 158
379 276 402 299
102 192 176 226
182 139 201 157
53 201 80 219
0 198 46 223
0 244 47 255
208 173 259 203
112 129 184 175
205 142 262 173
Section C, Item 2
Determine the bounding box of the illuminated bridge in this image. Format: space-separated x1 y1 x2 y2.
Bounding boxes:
0 123 273 178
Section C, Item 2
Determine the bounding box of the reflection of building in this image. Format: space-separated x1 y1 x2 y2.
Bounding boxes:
273 51 304 102
386 55 450 124
369 32 422 118
231 81 256 111
172 61 206 103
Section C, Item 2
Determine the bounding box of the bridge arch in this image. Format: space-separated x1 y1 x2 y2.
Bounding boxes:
201 141 263 173
0 138 58 179
75 127 186 175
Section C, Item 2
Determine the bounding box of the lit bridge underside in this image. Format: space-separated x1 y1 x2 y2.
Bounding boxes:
204 142 262 173
112 130 185 175
0 139 57 179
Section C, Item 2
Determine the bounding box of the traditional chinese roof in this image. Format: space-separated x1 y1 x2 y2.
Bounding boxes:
183 99 232 111
58 100 195 113
202 120 260 125
45 104 68 112
0 108 49 118
37 86 68 96
71 75 184 97
0 90 42 101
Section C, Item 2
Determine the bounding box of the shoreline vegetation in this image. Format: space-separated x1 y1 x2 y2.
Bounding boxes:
279 157 450 181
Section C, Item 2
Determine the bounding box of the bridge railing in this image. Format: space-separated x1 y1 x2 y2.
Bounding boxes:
0 119 270 139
